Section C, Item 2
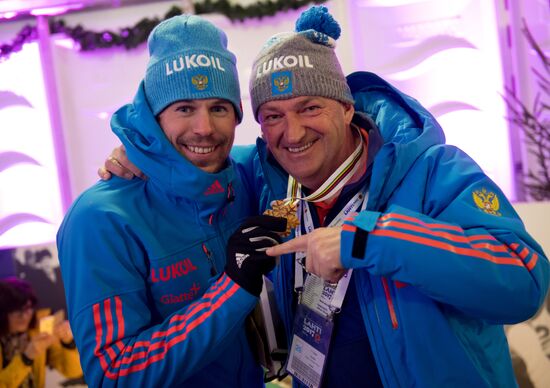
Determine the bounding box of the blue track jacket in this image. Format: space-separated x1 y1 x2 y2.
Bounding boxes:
57 82 263 387
233 72 550 387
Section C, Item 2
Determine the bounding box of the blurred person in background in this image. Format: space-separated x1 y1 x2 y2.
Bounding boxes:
0 277 82 388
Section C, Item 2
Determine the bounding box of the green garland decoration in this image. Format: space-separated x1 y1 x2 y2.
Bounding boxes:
0 0 327 61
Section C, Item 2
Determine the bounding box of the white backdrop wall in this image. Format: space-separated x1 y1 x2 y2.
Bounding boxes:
349 0 514 199
1 0 548 246
503 0 550 201
1 19 66 248
43 0 548 204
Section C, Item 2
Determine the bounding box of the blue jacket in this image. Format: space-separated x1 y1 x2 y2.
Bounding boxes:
234 72 549 387
57 83 263 387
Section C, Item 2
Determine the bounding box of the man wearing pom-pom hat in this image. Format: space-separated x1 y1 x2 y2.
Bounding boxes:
252 5 549 388
101 5 549 388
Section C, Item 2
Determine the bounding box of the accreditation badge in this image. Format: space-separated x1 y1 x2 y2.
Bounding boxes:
287 304 334 388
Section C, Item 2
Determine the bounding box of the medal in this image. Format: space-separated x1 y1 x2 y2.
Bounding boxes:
263 199 299 237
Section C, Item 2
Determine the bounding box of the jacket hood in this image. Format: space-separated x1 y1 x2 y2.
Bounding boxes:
111 81 235 214
347 71 446 210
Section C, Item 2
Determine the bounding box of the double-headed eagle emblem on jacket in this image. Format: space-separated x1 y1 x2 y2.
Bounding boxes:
473 188 501 216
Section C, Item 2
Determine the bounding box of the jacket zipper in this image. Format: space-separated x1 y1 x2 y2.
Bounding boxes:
226 182 234 202
382 277 398 329
363 277 396 388
203 183 233 277
202 243 217 276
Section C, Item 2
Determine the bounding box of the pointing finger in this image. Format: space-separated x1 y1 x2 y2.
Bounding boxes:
266 234 309 256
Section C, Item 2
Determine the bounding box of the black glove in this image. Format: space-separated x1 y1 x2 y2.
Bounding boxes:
225 215 287 296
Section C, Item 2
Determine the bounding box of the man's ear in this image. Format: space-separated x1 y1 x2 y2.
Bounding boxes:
260 128 266 141
233 100 244 125
342 102 355 125
260 130 274 153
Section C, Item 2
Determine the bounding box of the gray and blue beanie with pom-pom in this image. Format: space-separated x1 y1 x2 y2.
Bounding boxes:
249 6 354 121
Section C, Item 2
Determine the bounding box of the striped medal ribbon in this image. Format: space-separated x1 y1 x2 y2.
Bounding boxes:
285 124 364 205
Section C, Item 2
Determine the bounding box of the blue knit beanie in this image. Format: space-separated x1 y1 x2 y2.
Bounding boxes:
144 14 242 122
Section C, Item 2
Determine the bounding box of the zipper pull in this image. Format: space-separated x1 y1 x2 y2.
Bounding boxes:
202 243 217 276
227 182 235 203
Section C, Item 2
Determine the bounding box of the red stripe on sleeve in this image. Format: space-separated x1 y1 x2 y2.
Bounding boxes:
379 213 463 232
371 229 524 266
104 299 117 361
115 296 125 339
106 274 237 374
115 282 240 375
526 253 539 271
342 224 357 232
93 302 111 373
509 244 538 271
519 248 529 260
104 299 113 343
154 275 233 339
93 303 103 356
378 220 511 254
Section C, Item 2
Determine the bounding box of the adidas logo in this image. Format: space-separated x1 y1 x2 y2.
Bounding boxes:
204 180 225 196
236 253 249 268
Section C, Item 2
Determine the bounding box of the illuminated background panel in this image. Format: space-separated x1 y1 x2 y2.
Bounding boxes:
349 0 514 198
0 42 63 248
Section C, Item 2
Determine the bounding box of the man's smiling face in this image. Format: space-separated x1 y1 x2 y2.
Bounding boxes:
158 98 237 173
258 96 355 190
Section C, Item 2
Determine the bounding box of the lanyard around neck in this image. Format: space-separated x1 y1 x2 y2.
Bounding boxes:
293 187 369 315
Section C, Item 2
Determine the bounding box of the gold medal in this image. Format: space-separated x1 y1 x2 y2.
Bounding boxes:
263 199 299 237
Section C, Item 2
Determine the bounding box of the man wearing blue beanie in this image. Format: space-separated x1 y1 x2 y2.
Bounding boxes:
101 6 548 388
57 14 286 387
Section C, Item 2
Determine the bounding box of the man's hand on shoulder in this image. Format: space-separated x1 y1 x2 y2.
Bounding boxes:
98 145 146 181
